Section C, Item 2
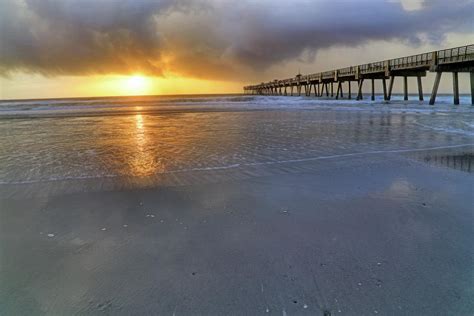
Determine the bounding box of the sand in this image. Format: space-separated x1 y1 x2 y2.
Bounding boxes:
1 150 473 315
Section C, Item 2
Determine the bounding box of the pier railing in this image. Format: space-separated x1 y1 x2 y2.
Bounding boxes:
389 52 432 70
437 45 474 64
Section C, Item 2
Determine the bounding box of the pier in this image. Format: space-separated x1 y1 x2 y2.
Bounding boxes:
244 44 474 105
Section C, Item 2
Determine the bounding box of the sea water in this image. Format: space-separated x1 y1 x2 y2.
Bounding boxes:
0 94 473 195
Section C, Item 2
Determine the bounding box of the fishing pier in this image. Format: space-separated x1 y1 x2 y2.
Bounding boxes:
244 44 474 105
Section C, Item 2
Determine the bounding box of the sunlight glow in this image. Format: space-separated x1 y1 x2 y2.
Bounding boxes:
122 75 151 95
0 73 244 99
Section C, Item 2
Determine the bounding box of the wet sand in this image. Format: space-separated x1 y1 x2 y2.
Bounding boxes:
1 151 473 315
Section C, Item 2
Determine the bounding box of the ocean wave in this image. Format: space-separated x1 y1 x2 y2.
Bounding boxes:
1 94 473 114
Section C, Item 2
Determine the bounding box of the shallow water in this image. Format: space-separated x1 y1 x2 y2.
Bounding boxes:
0 94 473 188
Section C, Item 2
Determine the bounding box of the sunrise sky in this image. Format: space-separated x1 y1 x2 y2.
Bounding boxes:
1 0 473 100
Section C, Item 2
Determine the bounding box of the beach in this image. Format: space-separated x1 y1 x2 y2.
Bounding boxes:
1 95 473 315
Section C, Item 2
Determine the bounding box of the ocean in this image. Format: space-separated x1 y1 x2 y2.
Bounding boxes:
0 94 472 190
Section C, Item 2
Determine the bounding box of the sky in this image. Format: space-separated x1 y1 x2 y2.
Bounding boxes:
0 0 473 99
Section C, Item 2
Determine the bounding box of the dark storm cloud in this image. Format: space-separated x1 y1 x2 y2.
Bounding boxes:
0 0 473 80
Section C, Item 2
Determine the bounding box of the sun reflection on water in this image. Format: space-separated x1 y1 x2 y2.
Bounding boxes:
128 113 163 177
135 113 144 135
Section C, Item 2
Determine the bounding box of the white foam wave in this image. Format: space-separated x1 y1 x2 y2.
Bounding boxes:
1 94 473 117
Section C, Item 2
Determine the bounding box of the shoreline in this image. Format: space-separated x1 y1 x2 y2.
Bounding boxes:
1 144 472 199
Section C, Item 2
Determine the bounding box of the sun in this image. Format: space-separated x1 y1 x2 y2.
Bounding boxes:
123 75 151 95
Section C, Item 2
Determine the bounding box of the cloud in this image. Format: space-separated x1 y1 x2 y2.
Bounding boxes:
389 0 425 11
0 0 473 81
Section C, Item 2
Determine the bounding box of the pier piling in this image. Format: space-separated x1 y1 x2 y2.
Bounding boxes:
403 76 408 101
453 72 459 105
417 76 424 101
388 76 394 100
382 78 388 101
357 79 364 100
429 72 442 105
471 72 474 105
371 79 375 101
